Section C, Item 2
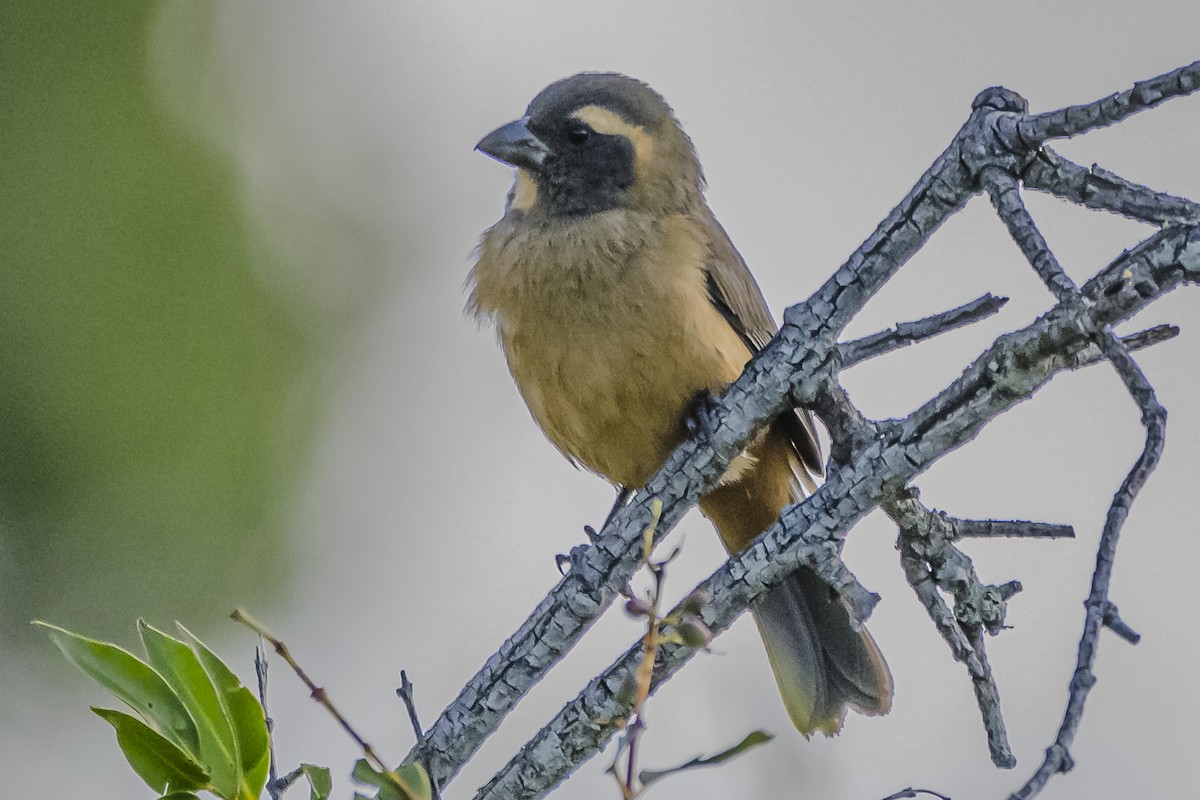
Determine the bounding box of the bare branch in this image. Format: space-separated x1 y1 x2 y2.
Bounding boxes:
881 789 953 800
1115 324 1180 352
983 167 1078 302
1017 60 1200 142
1010 336 1168 800
888 493 1020 767
1101 602 1142 646
839 294 1009 367
1022 148 1200 226
232 609 397 780
397 672 442 800
950 518 1074 540
983 74 1180 797
255 645 284 800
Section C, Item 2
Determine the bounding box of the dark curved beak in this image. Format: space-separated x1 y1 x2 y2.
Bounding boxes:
475 117 550 172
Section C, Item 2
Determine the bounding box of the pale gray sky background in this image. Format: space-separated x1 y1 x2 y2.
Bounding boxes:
9 2 1200 798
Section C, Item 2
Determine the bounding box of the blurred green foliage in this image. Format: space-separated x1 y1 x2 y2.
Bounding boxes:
0 2 312 643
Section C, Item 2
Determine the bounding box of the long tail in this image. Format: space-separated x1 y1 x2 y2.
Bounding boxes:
699 419 893 735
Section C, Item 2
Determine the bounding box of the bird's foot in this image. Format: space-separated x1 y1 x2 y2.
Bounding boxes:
685 389 722 443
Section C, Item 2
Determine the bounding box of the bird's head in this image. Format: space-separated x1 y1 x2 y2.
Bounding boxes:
476 73 705 218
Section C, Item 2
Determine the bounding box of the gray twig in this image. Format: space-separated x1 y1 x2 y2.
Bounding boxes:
1017 61 1200 142
950 519 1074 540
397 671 442 800
1009 317 1168 800
881 789 953 800
839 294 1009 367
983 167 1079 303
274 767 305 796
254 644 284 800
887 494 1015 768
1022 148 1200 226
982 90 1177 797
1101 602 1142 646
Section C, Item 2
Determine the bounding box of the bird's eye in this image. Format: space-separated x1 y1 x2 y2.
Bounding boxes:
567 126 591 145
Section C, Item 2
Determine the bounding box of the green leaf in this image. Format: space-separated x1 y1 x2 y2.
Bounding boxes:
351 759 390 793
160 794 204 800
36 622 199 754
638 730 774 789
393 763 432 800
352 759 432 800
177 623 270 800
92 707 209 793
228 684 270 794
139 620 242 798
300 763 333 800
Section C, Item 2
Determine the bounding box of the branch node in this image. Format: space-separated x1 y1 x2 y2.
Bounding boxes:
1048 743 1076 774
973 86 1028 114
1101 602 1142 645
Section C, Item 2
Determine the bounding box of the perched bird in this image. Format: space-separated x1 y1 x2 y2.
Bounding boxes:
469 72 891 735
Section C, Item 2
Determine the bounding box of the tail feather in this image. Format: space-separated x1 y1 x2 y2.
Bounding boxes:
698 418 892 735
752 568 893 736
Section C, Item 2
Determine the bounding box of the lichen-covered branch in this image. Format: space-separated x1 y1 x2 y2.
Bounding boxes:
887 493 1017 768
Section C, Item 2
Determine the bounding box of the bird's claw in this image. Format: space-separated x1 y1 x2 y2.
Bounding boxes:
685 389 721 442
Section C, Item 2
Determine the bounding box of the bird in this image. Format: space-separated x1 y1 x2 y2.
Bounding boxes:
468 72 891 735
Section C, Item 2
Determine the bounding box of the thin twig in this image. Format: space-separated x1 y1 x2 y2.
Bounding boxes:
980 105 1176 797
398 671 442 800
254 645 283 800
1117 324 1180 352
623 568 661 799
1018 60 1200 142
838 294 1009 367
616 501 666 800
1022 148 1200 226
887 495 1015 768
881 788 953 800
231 609 394 778
949 518 1074 540
1054 325 1179 374
1009 336 1167 799
274 767 305 795
1101 602 1142 645
983 167 1079 303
